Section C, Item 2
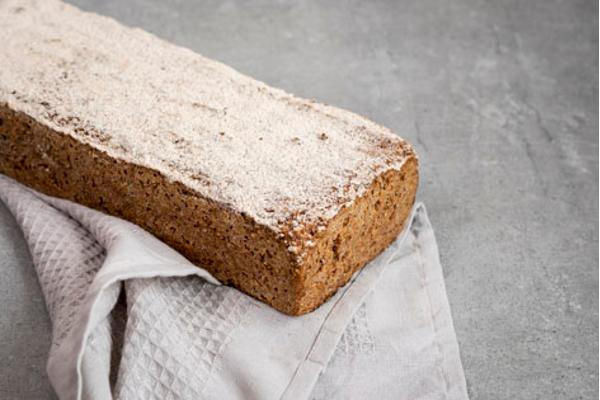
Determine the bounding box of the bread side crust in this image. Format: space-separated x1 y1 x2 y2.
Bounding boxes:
0 105 301 314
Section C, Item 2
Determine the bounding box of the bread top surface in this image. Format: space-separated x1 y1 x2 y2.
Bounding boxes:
0 0 414 233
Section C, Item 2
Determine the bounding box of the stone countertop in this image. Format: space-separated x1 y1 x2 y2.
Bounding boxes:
0 0 597 398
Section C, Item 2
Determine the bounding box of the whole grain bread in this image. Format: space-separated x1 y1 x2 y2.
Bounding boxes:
0 0 418 315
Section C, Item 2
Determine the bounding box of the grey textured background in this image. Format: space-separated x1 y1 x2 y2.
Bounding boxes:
0 0 597 399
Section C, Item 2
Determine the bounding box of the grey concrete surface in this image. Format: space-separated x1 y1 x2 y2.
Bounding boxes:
0 0 597 399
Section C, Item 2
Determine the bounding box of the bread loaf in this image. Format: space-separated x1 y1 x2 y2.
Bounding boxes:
0 0 418 315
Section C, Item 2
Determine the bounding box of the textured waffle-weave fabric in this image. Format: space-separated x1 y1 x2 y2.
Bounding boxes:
0 174 467 400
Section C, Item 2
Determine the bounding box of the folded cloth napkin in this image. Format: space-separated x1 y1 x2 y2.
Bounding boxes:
0 174 468 400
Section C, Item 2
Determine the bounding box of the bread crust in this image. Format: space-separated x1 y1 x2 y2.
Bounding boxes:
0 0 419 315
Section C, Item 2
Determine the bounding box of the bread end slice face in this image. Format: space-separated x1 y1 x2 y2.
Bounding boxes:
289 152 419 315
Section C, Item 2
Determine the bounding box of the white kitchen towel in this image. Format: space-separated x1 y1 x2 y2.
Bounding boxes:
0 174 468 400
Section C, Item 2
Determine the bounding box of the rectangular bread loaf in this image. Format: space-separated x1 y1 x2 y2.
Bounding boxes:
0 0 418 315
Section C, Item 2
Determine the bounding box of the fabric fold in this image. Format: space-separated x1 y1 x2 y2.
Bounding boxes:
0 174 468 400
